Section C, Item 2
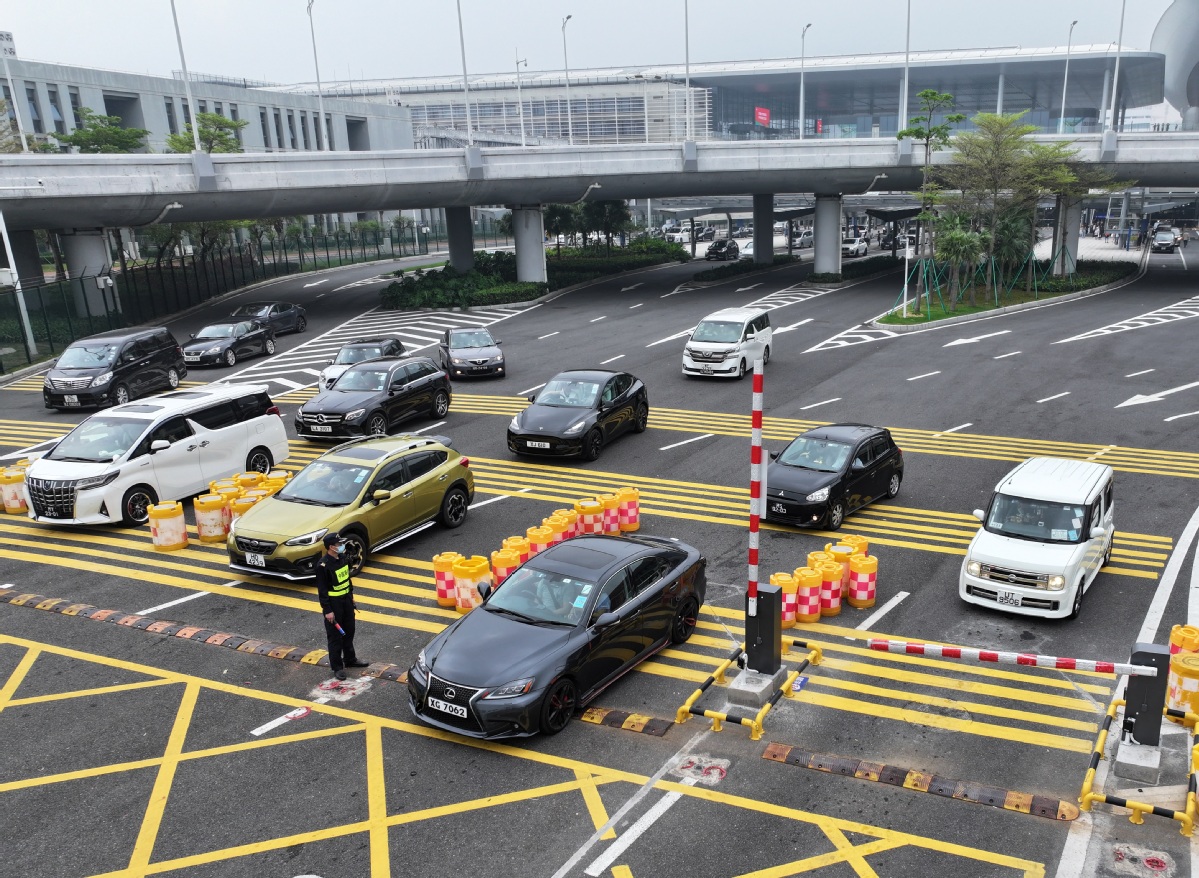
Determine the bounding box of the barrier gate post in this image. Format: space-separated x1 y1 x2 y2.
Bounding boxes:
1125 642 1170 746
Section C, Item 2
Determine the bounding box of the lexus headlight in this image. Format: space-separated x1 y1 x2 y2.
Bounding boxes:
205 345 223 354
76 471 120 490
482 677 534 699
284 528 328 547
1047 575 1066 591
509 415 521 431
564 419 588 435
344 408 366 421
806 487 830 502
90 371 113 387
966 560 981 577
415 648 429 675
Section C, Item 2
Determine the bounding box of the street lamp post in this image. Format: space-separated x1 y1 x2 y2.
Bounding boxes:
1108 0 1127 131
306 1 328 150
901 0 911 130
454 0 474 145
684 0 691 140
515 51 528 147
168 0 202 153
799 23 812 140
1059 20 1078 135
561 15 573 144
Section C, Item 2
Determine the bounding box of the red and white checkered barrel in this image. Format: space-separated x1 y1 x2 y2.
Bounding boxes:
490 549 520 586
847 554 878 609
771 572 797 629
598 493 622 534
574 498 605 534
825 543 855 595
543 515 568 546
502 536 531 564
432 551 463 608
617 487 640 532
552 508 579 539
527 525 553 556
816 560 842 617
793 566 822 623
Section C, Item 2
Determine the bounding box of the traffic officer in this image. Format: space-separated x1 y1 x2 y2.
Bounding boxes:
315 531 368 680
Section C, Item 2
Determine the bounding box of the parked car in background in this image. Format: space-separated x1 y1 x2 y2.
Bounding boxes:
739 240 756 260
182 321 275 367
507 369 648 461
842 237 868 258
705 240 740 261
439 327 506 378
319 337 407 389
795 229 814 248
296 356 452 439
43 326 186 411
229 301 308 334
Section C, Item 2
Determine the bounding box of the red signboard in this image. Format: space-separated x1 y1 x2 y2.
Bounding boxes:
754 106 771 126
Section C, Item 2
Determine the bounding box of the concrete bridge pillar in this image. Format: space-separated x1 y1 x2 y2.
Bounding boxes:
5 229 44 286
446 207 474 273
511 205 547 283
60 229 120 317
752 194 774 265
813 195 843 276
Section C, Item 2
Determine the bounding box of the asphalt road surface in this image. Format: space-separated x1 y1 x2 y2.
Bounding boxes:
2 243 1197 878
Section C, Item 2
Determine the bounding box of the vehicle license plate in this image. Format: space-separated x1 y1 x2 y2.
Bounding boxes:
43 507 67 519
770 502 788 515
246 552 266 567
701 365 713 374
527 441 550 449
184 355 199 363
428 697 467 718
309 425 332 433
63 394 80 406
997 590 1022 607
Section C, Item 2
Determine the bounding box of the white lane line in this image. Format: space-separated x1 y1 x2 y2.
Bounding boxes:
1126 369 1155 377
137 591 210 616
629 303 643 309
470 488 531 510
800 398 841 410
773 318 813 335
934 423 973 436
1143 501 1199 644
599 355 625 365
659 433 714 451
1165 410 1199 422
584 777 700 876
907 371 941 381
589 316 606 323
647 329 694 347
1037 392 1071 403
519 383 545 395
993 351 1022 359
854 591 909 631
268 377 304 390
412 421 446 434
539 331 560 339
297 368 324 377
1086 445 1116 460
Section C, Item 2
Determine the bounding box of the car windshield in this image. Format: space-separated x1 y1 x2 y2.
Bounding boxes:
1155 232 1175 242
777 437 853 473
196 324 235 339
232 304 270 317
485 565 596 626
842 238 859 245
691 321 741 343
46 416 147 463
277 460 372 507
449 330 494 348
985 493 1088 543
334 346 382 365
334 368 388 392
535 378 600 408
56 343 118 368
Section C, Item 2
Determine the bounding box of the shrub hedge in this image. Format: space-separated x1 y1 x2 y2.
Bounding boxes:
692 254 798 282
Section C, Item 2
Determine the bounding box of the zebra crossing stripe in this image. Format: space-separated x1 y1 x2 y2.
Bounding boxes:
805 325 899 353
1055 294 1199 343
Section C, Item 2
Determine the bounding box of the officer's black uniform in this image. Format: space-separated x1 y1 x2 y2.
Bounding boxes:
314 536 365 677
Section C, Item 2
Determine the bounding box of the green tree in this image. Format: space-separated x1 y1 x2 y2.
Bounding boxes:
52 107 148 153
166 112 248 153
581 200 632 255
543 204 579 258
495 212 514 238
933 217 984 309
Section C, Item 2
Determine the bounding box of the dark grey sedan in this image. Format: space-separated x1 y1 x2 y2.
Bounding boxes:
408 534 706 738
439 327 506 378
182 320 275 367
230 301 308 334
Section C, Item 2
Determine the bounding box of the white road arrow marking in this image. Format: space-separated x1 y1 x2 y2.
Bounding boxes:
620 283 644 292
647 328 695 347
800 397 841 410
1116 380 1199 408
942 330 1011 347
736 283 763 292
303 279 330 288
773 318 813 335
661 284 693 298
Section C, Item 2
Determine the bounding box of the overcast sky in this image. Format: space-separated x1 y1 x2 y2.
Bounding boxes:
3 0 1176 85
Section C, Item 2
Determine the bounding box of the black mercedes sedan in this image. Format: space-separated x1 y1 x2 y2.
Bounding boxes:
182 320 275 367
507 369 648 461
229 301 308 334
408 534 706 738
763 423 904 530
439 327 506 378
295 356 451 439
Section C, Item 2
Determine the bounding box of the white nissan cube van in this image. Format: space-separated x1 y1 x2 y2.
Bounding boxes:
959 457 1114 620
682 307 772 379
25 383 289 526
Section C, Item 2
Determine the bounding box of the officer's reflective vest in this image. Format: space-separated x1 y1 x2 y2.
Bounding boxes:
328 562 351 598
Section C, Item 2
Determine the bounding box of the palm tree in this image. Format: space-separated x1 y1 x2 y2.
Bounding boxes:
935 225 984 310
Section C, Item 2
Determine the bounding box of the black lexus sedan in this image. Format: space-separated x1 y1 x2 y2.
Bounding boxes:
507 369 648 461
763 423 904 530
438 327 506 378
182 320 275 367
229 301 308 334
408 534 706 738
295 356 451 439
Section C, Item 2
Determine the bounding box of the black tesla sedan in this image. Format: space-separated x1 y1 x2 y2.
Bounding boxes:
507 369 648 461
408 534 706 738
229 301 308 334
439 327 506 378
295 356 451 439
182 320 275 367
763 423 904 530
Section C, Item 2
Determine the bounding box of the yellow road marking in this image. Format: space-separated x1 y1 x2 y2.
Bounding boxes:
366 724 391 878
576 768 618 840
739 836 901 877
5 677 176 707
0 646 40 713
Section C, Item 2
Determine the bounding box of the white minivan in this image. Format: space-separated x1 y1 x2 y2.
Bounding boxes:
959 457 1114 620
25 383 290 526
682 307 772 379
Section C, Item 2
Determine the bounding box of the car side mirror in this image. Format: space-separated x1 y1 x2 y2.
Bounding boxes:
851 459 866 472
390 380 406 391
495 340 502 346
327 359 333 365
1090 526 1107 539
189 333 196 339
527 394 536 403
478 583 491 600
593 611 619 628
372 489 392 503
972 509 986 522
150 439 170 453
769 451 778 460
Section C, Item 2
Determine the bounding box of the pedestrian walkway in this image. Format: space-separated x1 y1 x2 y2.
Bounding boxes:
1032 235 1142 264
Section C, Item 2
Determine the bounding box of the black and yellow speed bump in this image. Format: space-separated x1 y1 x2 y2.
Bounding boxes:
764 742 1080 821
580 706 674 736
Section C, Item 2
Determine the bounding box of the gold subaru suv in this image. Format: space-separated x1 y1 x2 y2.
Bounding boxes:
227 434 474 579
